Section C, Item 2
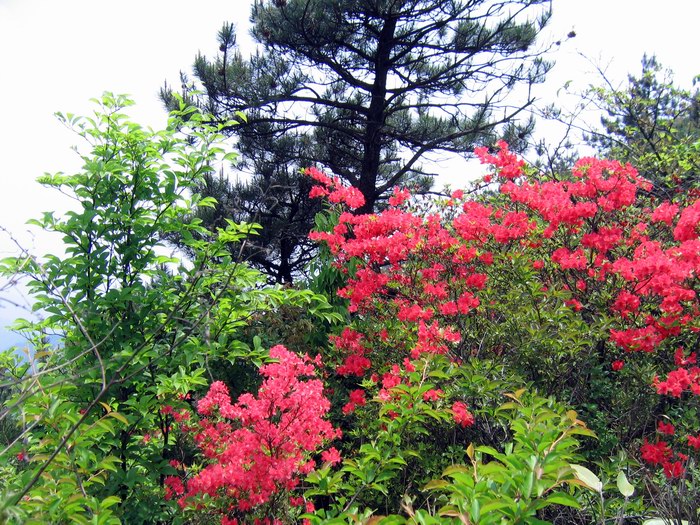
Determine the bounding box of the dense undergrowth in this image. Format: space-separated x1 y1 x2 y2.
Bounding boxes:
0 96 699 524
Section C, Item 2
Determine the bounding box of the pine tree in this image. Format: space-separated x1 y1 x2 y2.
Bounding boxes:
163 0 553 282
586 55 699 199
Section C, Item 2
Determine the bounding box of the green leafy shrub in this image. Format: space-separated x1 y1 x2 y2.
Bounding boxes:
0 94 338 524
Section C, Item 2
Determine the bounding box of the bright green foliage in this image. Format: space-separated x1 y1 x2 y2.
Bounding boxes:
0 94 339 524
303 385 594 524
413 391 590 524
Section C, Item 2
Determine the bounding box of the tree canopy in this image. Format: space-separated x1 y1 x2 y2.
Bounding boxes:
585 55 699 199
163 0 553 282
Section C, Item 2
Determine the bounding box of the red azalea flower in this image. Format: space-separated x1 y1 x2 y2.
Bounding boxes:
687 434 700 450
663 460 685 479
657 421 675 435
321 447 342 466
422 389 443 402
452 401 475 428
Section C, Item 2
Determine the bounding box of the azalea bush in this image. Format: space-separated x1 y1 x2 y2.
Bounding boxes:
166 345 340 523
154 141 699 524
309 143 698 438
0 95 339 524
1 93 698 524
296 143 700 522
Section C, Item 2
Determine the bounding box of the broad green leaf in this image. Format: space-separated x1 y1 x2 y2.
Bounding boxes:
107 412 129 425
543 491 581 508
616 471 634 497
570 464 602 492
422 479 449 490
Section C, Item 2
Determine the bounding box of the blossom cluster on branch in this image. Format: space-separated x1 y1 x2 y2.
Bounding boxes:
165 345 339 520
309 141 700 478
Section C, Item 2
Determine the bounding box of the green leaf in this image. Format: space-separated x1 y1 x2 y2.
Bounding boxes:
442 465 470 476
68 513 90 525
106 412 129 425
100 496 121 509
569 427 597 438
616 471 634 498
422 479 449 490
543 492 580 509
481 501 511 514
570 464 602 492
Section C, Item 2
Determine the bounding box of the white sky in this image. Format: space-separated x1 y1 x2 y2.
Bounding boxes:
0 0 698 343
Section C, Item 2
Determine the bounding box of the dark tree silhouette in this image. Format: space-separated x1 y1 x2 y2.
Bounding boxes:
164 0 553 282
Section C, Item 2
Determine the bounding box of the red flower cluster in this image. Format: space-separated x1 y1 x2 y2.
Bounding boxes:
654 366 700 397
342 389 367 414
641 439 672 465
641 435 688 480
306 167 365 209
452 401 475 428
474 140 525 180
167 345 340 517
657 421 675 435
331 327 372 377
306 141 700 483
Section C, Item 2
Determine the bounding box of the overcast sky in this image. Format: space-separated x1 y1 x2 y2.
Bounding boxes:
0 0 698 344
